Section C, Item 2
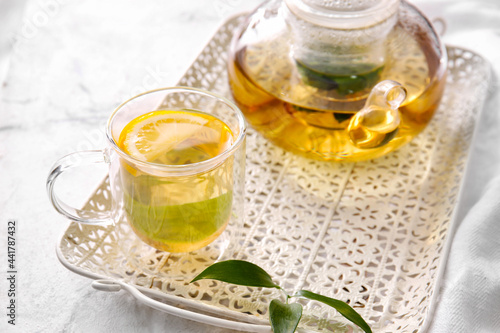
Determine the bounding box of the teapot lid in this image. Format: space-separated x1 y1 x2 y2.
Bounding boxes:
284 0 400 29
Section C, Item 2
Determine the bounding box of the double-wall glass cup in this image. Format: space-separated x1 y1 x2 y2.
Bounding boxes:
47 87 246 276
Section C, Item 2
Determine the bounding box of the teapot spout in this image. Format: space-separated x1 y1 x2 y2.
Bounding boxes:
347 80 407 149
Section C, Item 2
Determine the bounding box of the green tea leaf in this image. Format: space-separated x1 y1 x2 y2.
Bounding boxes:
295 290 372 333
296 59 383 95
190 260 280 289
333 112 354 123
269 299 303 333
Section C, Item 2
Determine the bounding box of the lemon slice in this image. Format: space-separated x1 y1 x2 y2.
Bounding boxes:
118 110 233 165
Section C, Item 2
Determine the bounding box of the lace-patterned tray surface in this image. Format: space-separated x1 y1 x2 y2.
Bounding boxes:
57 15 491 333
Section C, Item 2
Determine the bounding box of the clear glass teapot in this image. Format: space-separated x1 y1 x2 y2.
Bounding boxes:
228 0 447 162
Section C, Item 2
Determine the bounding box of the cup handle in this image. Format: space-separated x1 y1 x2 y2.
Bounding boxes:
46 150 113 225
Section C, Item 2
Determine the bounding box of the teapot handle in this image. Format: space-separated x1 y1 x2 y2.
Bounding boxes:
347 80 407 149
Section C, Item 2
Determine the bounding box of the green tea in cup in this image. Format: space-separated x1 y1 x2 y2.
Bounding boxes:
118 110 235 252
47 87 246 258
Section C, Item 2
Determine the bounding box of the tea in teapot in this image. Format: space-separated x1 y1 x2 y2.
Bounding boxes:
228 0 447 161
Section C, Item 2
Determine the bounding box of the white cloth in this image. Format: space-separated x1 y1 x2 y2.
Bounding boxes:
417 1 500 332
431 176 500 332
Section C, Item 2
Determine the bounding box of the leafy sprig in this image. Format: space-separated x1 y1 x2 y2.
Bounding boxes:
191 260 371 333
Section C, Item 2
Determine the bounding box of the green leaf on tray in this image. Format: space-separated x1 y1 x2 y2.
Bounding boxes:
269 299 303 333
190 260 280 289
295 290 372 333
190 260 372 333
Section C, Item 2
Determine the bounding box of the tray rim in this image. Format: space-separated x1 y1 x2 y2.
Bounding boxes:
54 10 493 332
419 43 492 332
55 239 272 332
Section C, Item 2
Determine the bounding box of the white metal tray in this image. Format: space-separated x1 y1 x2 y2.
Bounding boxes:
56 14 492 333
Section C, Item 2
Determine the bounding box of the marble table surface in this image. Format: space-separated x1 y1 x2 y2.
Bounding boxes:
1 0 500 332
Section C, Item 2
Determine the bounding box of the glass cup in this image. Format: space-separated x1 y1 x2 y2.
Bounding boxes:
47 87 246 269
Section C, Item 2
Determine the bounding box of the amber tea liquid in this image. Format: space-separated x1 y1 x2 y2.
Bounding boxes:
228 25 446 162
